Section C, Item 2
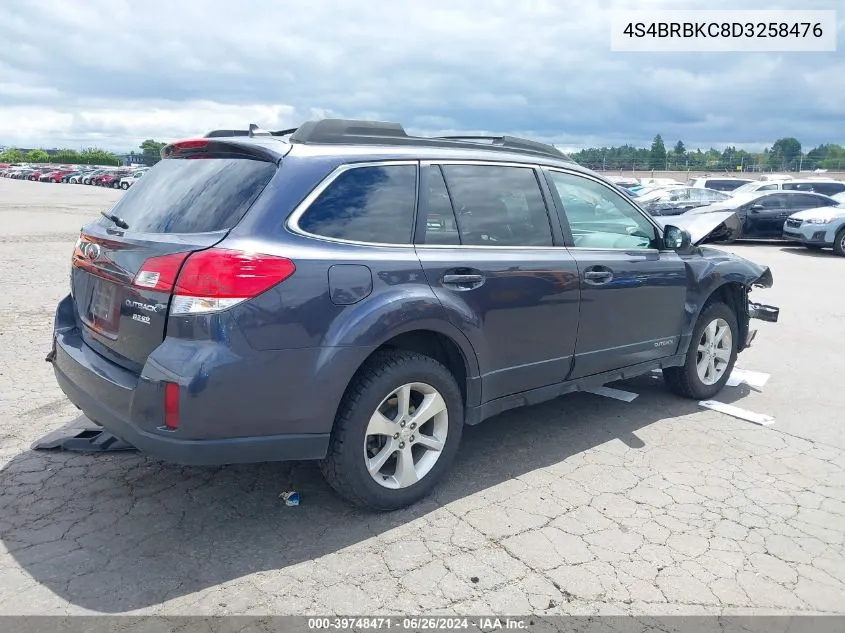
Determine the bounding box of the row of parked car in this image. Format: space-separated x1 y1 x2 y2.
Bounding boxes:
606 174 845 255
0 163 149 189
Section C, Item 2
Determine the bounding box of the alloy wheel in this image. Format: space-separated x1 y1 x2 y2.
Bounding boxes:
364 382 449 489
696 318 732 386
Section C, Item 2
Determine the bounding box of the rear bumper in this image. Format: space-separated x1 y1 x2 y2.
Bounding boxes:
47 291 364 465
51 333 330 465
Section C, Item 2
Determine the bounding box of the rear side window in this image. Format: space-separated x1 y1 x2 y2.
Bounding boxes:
808 182 845 196
705 179 747 191
298 165 417 244
421 167 461 245
104 158 276 233
441 165 553 246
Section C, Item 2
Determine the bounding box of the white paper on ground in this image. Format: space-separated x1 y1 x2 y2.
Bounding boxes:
726 368 771 389
699 400 775 426
585 386 639 402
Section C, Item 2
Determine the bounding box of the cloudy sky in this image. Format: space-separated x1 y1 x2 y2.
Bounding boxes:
1 0 842 153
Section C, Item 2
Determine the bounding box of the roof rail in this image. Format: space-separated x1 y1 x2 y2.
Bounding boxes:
435 135 567 159
288 118 572 161
202 118 572 161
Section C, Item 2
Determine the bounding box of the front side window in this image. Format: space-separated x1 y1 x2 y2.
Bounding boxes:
753 194 788 209
439 165 553 246
298 164 417 244
547 170 658 249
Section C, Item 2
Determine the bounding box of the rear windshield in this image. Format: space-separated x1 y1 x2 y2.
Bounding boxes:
103 158 276 233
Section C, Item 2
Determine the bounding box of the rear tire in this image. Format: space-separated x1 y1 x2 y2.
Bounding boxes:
663 302 738 400
320 350 463 511
121 182 129 190
834 228 845 257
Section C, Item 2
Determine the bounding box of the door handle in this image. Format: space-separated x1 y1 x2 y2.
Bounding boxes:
442 274 484 290
583 268 613 285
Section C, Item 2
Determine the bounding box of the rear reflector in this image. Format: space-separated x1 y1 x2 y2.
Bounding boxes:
170 248 295 315
164 382 179 430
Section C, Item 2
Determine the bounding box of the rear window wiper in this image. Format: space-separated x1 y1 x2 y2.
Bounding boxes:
100 211 129 230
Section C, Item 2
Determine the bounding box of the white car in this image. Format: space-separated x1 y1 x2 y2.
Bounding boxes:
782 191 845 256
119 170 147 189
688 177 754 192
732 178 845 197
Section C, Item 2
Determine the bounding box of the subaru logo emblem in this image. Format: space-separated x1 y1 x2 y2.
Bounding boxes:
84 243 101 260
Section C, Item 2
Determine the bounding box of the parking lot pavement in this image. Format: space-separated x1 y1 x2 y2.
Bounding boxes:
1 177 843 616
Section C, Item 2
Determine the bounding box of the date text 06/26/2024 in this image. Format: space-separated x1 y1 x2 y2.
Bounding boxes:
611 9 836 52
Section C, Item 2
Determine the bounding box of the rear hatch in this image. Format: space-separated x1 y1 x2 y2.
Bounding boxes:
71 140 281 372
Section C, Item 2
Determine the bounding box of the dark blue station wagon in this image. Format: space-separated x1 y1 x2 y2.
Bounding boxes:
48 119 779 509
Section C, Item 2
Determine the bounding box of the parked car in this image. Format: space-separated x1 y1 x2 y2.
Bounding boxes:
119 170 147 189
40 170 73 183
82 169 108 185
782 191 845 256
606 176 640 189
688 177 754 192
98 171 131 188
637 186 732 216
48 119 779 510
686 190 839 240
731 178 845 197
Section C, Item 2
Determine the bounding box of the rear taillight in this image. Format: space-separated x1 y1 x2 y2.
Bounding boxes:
132 252 190 292
133 248 295 314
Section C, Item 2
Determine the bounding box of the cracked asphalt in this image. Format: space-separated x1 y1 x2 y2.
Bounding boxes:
1 177 844 616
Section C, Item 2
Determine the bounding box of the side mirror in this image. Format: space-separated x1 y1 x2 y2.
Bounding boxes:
663 225 692 250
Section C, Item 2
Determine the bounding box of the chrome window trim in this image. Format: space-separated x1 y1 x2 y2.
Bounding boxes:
544 166 668 251
286 160 420 248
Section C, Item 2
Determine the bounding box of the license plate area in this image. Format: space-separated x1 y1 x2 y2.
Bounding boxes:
82 278 121 337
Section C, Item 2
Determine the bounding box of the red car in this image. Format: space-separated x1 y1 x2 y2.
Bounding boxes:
99 171 131 188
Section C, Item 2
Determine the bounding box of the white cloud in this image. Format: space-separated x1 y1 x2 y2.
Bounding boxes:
0 0 842 152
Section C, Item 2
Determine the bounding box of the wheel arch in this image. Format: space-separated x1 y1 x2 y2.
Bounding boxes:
339 327 480 416
695 281 749 352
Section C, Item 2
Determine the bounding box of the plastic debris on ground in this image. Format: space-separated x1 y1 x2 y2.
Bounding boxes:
726 368 771 389
279 491 300 506
584 386 639 402
699 400 775 426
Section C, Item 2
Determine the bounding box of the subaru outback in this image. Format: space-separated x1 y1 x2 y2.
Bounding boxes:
48 119 779 510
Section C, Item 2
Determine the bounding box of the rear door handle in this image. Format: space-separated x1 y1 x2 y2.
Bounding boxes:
583 268 613 285
442 274 485 290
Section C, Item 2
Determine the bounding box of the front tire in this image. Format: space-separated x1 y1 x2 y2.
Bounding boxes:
834 228 845 257
663 302 738 400
320 350 463 511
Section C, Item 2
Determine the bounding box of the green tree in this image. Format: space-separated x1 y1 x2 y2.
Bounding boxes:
0 148 25 163
26 149 50 163
649 134 666 169
673 140 685 157
79 147 121 166
140 139 166 165
768 137 802 170
52 149 80 164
